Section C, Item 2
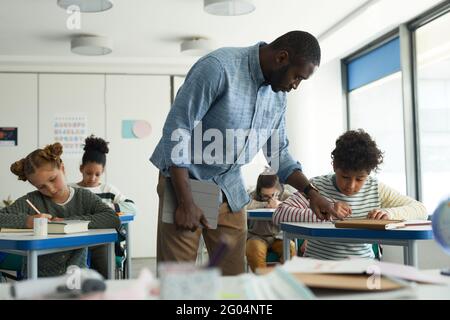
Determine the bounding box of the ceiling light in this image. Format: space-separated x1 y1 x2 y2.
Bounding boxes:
57 0 113 13
180 38 213 56
71 36 112 56
204 0 255 16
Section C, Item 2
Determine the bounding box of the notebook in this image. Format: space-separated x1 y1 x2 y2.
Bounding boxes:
334 219 407 230
48 220 90 234
162 178 221 229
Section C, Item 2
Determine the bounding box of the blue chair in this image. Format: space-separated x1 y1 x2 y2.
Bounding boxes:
0 252 24 281
266 250 280 264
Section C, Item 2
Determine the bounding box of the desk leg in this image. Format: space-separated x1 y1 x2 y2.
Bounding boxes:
27 250 38 280
124 223 131 279
407 240 418 267
403 245 409 265
283 232 290 262
107 242 114 280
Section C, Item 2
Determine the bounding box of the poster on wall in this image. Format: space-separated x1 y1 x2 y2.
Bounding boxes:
53 115 87 157
0 127 18 146
122 120 152 139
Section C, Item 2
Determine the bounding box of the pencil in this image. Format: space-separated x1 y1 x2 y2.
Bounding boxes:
25 199 41 214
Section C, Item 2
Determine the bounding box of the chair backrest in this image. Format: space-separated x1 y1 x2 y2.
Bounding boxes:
0 252 24 280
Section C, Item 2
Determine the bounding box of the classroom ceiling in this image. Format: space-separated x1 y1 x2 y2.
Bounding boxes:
0 0 445 69
0 0 368 59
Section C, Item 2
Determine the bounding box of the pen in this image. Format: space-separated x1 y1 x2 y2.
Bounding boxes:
25 199 41 214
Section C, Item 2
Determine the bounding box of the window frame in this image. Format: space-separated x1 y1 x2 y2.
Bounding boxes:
341 1 450 202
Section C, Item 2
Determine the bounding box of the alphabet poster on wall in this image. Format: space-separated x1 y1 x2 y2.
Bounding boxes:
0 127 18 146
53 115 87 157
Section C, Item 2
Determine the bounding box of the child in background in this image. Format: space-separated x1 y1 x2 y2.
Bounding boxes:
273 129 428 260
70 135 137 277
0 143 120 277
246 173 296 272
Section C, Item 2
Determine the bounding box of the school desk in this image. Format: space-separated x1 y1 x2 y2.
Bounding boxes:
118 213 135 279
0 229 117 280
281 222 433 267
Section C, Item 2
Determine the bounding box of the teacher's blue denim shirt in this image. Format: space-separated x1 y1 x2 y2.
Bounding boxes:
150 42 302 212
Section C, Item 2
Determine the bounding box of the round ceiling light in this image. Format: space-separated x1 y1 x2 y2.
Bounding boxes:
57 0 113 13
71 36 113 56
180 38 214 56
204 0 255 16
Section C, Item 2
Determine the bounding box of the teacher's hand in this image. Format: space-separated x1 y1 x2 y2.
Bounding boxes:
174 201 211 232
309 191 342 220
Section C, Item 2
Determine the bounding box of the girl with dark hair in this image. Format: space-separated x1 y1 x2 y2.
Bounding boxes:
70 135 137 278
0 142 120 277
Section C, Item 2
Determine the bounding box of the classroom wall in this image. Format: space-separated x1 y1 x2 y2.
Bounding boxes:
285 58 346 178
0 72 170 258
0 73 38 200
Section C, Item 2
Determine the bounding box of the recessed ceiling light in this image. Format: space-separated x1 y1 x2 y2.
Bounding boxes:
180 38 214 56
71 36 113 56
57 0 113 13
204 0 255 16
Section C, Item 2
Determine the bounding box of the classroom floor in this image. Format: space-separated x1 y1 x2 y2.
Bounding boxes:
130 257 156 279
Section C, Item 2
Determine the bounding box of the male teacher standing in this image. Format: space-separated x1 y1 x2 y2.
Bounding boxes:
150 31 342 275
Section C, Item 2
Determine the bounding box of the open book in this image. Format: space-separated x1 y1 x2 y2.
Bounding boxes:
48 220 90 234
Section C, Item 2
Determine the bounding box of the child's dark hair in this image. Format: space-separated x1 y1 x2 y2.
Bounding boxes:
255 174 284 201
82 135 109 167
331 129 384 173
10 142 63 181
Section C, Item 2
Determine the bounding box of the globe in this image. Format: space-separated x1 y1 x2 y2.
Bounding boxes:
432 197 450 255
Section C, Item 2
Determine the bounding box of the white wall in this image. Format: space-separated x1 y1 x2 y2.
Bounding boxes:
0 72 170 258
240 59 345 192
105 75 170 258
285 58 345 178
38 74 106 183
0 73 37 201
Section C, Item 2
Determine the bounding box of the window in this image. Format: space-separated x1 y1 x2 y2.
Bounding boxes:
346 37 407 194
415 11 450 212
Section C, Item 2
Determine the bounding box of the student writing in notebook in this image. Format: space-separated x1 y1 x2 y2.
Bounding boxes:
273 129 428 260
246 172 296 272
70 135 137 278
0 142 120 277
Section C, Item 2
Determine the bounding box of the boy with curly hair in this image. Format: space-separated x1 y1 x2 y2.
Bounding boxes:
273 129 428 260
